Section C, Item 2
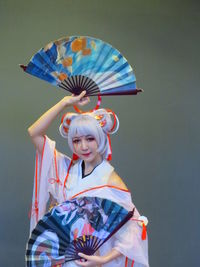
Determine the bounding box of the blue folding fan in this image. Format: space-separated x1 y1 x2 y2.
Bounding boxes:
26 196 134 266
20 36 142 96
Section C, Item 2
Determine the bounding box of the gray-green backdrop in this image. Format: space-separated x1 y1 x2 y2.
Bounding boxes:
0 0 199 266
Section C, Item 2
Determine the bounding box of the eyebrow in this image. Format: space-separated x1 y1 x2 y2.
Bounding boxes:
72 135 94 139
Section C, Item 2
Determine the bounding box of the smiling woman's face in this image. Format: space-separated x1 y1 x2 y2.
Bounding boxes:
72 134 102 164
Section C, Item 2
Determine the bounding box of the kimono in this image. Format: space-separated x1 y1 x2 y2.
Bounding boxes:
29 135 149 267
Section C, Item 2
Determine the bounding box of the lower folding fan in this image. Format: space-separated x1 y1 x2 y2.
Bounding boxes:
26 196 134 266
20 36 142 96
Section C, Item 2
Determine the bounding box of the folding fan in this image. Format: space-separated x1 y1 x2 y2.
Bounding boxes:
20 36 142 96
26 196 134 266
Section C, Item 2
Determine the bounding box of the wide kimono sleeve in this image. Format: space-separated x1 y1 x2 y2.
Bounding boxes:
30 135 71 233
112 193 149 267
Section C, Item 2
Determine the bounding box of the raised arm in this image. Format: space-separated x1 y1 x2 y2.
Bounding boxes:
27 91 89 154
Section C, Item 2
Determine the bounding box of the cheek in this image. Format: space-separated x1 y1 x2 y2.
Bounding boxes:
92 141 99 151
72 143 79 152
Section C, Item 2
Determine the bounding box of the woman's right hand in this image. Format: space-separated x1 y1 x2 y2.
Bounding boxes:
60 91 90 108
28 91 90 154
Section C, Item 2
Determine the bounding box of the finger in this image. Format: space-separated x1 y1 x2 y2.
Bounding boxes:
79 90 87 98
78 97 90 106
78 253 91 260
79 97 90 103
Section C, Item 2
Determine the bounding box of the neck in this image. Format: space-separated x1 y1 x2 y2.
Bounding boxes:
83 155 103 174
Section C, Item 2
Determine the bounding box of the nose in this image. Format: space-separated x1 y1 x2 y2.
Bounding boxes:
80 139 88 150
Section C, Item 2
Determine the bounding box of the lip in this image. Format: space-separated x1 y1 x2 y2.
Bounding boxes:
82 152 91 157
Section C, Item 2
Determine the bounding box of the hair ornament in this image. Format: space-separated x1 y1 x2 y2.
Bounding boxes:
106 109 119 135
59 112 78 138
59 109 119 138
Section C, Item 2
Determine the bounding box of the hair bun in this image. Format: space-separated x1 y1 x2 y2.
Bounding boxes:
59 109 119 138
92 109 119 135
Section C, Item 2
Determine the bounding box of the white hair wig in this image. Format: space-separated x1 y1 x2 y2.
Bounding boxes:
68 114 109 157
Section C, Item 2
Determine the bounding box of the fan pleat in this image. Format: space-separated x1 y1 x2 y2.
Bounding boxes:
106 207 125 233
91 49 122 83
97 61 130 87
105 199 115 215
79 42 101 78
45 43 58 65
36 50 57 73
26 241 66 254
89 45 113 80
41 216 71 242
100 65 133 89
27 229 66 251
88 43 108 80
28 232 67 254
101 53 123 74
28 51 61 85
100 70 134 91
33 221 69 248
26 62 57 84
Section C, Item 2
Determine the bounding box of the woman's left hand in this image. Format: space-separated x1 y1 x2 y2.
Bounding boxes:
75 252 105 267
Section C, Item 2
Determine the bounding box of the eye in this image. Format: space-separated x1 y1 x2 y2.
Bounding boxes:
86 136 95 142
72 139 80 144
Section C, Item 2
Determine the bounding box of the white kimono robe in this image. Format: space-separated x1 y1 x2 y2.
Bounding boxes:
29 135 149 267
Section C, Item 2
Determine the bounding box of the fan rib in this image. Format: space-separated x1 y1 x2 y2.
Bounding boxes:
82 77 92 92
81 76 88 90
85 85 99 95
64 79 75 93
79 75 84 89
59 83 72 93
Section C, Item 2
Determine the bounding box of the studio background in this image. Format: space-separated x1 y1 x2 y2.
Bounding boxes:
0 0 199 266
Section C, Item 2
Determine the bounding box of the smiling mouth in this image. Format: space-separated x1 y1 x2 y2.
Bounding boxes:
82 152 91 157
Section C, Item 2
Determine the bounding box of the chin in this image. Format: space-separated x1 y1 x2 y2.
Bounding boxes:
82 156 96 162
81 154 101 163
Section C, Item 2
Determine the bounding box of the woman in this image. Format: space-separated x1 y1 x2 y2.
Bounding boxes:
28 91 149 267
